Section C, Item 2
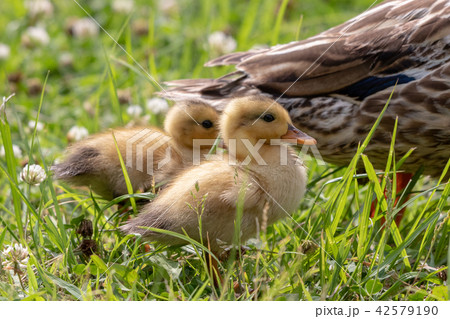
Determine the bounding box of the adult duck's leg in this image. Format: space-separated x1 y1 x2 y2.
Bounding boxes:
370 172 413 226
392 172 413 225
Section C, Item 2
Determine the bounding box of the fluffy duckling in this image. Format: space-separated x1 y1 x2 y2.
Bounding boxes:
121 96 316 257
53 100 219 200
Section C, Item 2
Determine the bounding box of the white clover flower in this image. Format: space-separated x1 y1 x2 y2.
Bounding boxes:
146 97 169 114
158 0 178 14
1 243 29 274
23 26 50 46
67 125 89 142
13 145 23 158
0 43 10 60
59 52 73 67
52 156 63 166
72 18 99 39
0 144 23 158
20 164 47 185
83 101 95 115
208 31 237 55
28 120 44 131
127 104 143 118
112 0 134 14
25 0 54 18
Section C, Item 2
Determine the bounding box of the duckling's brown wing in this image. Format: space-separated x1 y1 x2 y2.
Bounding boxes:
165 0 450 102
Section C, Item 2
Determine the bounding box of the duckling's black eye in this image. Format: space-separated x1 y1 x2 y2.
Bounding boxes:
201 120 213 129
263 114 275 122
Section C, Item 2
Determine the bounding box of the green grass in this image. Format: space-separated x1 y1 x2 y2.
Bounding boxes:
0 0 448 301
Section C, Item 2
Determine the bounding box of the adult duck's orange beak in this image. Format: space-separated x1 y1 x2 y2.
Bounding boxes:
281 124 317 145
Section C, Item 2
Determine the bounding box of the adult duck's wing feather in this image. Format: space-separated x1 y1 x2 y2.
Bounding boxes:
165 73 262 109
165 0 450 100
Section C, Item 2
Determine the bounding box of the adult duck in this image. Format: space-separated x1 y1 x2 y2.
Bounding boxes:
165 0 450 178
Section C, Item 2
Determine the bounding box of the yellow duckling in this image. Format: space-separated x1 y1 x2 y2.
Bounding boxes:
121 96 316 257
53 100 219 200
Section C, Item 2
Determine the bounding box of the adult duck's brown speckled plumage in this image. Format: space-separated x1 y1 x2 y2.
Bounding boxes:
165 0 450 177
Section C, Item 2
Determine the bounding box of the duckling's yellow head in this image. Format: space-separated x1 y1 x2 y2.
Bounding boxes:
220 95 316 149
164 100 220 148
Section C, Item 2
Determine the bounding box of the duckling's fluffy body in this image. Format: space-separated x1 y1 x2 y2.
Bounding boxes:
121 96 313 255
122 157 306 254
53 100 219 200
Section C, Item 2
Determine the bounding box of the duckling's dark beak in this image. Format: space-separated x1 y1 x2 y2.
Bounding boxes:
281 124 317 145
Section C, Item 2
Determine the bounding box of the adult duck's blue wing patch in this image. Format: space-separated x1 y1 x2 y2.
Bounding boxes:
339 74 416 100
